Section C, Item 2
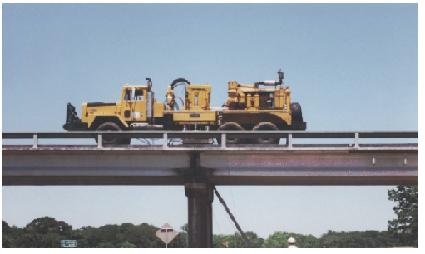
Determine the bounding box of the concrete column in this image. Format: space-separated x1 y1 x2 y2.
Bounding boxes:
185 182 214 248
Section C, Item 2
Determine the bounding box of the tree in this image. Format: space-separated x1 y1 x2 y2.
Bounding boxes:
213 231 263 248
76 223 163 248
120 241 137 248
4 216 412 248
213 234 233 248
166 224 188 248
243 231 264 248
26 217 72 235
264 231 319 248
6 217 74 247
319 230 397 248
388 185 418 246
2 221 13 247
263 231 288 248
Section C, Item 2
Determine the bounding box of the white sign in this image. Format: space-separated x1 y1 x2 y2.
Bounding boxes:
155 223 178 247
60 240 77 248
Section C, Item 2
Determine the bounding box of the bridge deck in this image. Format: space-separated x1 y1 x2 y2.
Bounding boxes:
2 143 418 151
2 131 418 186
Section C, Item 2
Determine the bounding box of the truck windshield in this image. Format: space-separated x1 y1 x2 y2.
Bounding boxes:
124 89 132 101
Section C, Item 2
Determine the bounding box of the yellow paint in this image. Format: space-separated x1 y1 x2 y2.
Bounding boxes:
153 101 164 118
185 84 211 111
170 111 217 124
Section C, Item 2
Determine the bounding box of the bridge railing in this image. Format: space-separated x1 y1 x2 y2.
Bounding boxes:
2 131 418 150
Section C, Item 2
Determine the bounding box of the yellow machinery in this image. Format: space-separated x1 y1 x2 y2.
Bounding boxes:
63 71 306 144
220 70 306 132
164 78 216 128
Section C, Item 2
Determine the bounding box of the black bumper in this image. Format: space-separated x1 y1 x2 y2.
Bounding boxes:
292 121 307 130
63 103 88 130
290 102 307 130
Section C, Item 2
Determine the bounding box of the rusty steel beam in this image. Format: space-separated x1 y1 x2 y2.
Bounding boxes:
202 150 417 185
2 147 417 186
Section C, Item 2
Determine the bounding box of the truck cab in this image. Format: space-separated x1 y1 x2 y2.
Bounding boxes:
63 79 165 144
120 85 149 123
78 84 152 130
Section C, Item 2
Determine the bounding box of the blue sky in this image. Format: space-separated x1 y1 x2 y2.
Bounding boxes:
2 4 417 238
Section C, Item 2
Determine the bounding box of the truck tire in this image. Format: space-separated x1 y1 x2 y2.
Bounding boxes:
218 122 244 144
253 122 279 144
96 122 130 145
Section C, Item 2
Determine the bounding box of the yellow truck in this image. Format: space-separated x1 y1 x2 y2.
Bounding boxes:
63 71 306 144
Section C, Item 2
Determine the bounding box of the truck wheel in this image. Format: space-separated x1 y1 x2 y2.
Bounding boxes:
253 122 279 144
96 122 130 145
218 122 244 144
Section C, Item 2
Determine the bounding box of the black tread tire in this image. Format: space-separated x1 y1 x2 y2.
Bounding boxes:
218 122 244 144
253 122 279 144
96 122 130 145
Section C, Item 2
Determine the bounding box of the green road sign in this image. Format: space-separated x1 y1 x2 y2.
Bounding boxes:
60 240 77 248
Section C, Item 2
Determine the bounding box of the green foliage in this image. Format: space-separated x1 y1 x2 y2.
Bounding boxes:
264 231 319 248
70 223 164 247
167 231 188 248
2 216 414 248
213 231 263 248
2 221 14 247
319 230 398 248
244 231 264 248
26 217 72 235
120 241 137 248
2 217 73 248
2 218 184 248
213 234 232 248
388 185 418 247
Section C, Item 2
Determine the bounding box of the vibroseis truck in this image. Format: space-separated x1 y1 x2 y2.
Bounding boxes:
63 71 306 144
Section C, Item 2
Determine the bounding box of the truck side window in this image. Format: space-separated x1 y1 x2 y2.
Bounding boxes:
135 90 144 101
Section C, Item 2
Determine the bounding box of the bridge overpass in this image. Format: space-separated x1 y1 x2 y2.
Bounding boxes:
2 131 418 247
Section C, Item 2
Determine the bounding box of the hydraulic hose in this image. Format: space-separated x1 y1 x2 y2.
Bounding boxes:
169 78 190 89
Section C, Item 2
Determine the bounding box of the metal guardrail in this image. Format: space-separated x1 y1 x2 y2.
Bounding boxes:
2 131 418 150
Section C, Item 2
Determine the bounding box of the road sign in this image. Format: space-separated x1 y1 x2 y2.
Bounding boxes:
155 223 178 248
60 240 77 248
